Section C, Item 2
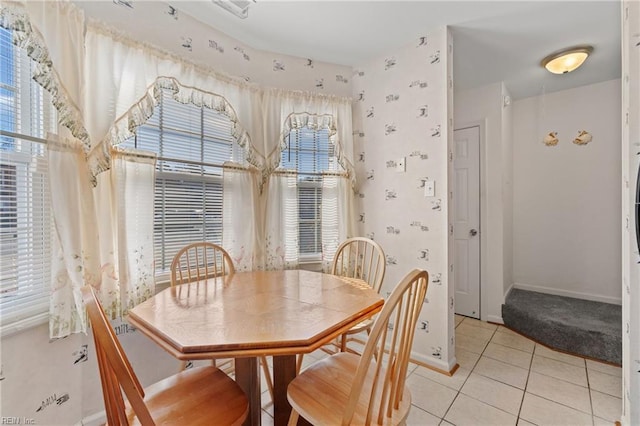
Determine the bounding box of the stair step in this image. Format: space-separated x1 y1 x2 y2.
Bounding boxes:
502 289 621 365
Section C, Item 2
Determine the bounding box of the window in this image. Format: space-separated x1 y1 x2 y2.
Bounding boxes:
121 89 246 276
279 126 340 259
0 27 56 324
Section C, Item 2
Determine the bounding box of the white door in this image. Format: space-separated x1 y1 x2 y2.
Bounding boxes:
453 126 481 318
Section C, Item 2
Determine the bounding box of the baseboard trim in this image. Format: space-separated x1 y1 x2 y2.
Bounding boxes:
348 338 457 374
409 351 457 374
504 283 514 298
512 282 621 305
79 411 105 426
486 315 504 324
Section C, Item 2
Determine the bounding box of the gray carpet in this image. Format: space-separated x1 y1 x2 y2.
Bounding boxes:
502 289 621 365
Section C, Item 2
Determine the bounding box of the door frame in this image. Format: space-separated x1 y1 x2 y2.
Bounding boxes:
453 121 487 321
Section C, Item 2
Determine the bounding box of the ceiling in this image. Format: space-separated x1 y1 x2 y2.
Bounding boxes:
77 1 622 100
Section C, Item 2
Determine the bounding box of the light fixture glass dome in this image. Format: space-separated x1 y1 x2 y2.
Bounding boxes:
541 46 593 74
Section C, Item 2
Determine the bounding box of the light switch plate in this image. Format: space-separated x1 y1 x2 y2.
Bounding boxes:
424 180 435 197
397 157 406 172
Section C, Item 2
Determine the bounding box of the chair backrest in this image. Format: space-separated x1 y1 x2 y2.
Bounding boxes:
343 268 429 426
170 242 235 286
81 285 155 426
331 237 386 292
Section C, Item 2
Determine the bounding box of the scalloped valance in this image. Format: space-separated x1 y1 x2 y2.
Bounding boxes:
0 1 355 187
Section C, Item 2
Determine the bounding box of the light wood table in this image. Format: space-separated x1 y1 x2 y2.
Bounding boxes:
127 269 384 426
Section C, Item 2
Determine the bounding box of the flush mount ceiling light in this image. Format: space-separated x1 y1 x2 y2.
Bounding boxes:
541 45 594 74
212 0 256 19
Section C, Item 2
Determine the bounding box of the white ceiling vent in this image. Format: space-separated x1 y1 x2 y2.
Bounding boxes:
212 0 255 19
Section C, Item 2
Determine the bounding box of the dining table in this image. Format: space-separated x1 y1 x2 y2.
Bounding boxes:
127 269 384 426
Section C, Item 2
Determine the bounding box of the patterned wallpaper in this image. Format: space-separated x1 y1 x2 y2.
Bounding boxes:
0 319 180 425
81 1 353 97
352 27 455 371
622 2 640 424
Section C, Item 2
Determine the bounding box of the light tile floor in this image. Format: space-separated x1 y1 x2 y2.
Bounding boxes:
259 315 622 426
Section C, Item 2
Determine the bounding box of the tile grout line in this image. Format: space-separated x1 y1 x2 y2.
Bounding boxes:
452 317 619 425
514 341 537 425
532 345 599 417
440 319 499 424
456 318 621 425
586 357 597 425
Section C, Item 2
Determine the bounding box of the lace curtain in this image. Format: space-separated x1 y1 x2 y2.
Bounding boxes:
320 175 355 272
262 89 355 184
2 1 356 338
261 95 355 270
48 138 156 338
83 22 263 182
1 3 157 338
263 173 354 273
223 164 260 272
48 137 100 337
264 172 300 270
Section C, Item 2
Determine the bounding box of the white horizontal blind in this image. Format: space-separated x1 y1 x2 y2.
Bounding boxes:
121 89 244 274
279 127 339 256
0 26 56 323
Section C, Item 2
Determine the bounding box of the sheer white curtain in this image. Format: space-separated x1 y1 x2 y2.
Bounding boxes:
261 89 355 183
2 4 158 338
264 172 300 270
320 175 354 272
223 164 260 272
91 149 156 321
48 139 156 338
260 93 356 269
3 4 359 336
0 2 95 338
110 150 156 313
7 1 90 146
48 136 100 337
83 26 264 280
83 22 264 181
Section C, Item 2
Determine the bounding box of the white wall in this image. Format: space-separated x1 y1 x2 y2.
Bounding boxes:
512 79 622 304
352 28 455 372
453 82 510 323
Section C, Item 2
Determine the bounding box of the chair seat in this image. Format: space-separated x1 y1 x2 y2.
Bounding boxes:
345 317 374 335
287 353 411 425
124 366 248 426
320 318 374 356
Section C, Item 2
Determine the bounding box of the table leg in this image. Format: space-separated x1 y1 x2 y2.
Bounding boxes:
272 355 296 426
235 357 261 426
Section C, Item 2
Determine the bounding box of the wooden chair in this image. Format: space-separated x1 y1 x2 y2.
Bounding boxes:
297 237 386 373
287 268 428 426
170 242 274 403
81 285 248 426
170 242 235 286
331 237 386 352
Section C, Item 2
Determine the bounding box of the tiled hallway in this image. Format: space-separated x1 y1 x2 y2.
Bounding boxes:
404 316 622 425
261 315 622 426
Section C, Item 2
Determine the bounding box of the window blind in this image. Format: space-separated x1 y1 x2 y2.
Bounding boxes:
279 127 339 256
0 27 56 324
122 89 243 274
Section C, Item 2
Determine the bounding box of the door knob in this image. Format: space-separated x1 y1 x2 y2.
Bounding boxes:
469 229 478 236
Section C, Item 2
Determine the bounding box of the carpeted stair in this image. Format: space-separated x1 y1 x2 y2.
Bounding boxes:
502 289 621 365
